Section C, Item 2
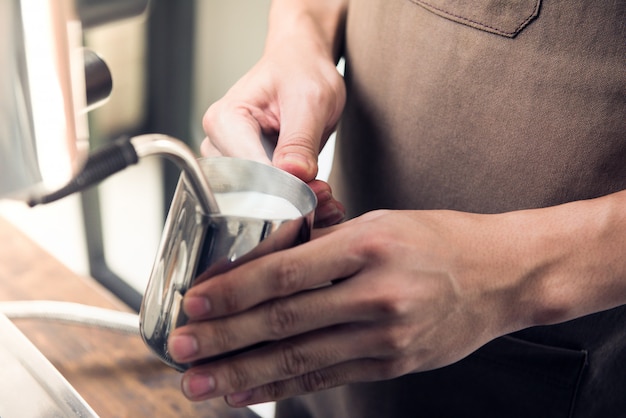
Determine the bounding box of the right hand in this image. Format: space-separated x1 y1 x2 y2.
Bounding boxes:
201 41 347 227
168 208 536 405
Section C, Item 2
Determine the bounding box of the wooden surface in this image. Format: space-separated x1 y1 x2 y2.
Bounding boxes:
0 216 256 418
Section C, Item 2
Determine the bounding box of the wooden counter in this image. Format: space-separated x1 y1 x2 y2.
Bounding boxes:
0 216 255 418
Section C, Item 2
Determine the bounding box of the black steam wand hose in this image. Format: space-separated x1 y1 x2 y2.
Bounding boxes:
27 134 220 215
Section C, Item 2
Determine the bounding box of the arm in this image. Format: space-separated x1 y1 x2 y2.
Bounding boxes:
499 189 626 327
265 0 347 64
260 0 347 179
168 189 626 405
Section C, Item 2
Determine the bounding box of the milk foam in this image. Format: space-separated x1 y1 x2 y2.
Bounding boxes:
215 191 302 219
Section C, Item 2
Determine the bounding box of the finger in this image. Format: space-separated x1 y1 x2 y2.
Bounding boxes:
308 180 346 227
200 137 224 158
171 280 370 363
314 201 346 227
178 323 389 402
272 98 328 182
228 359 391 407
203 101 274 164
182 227 361 319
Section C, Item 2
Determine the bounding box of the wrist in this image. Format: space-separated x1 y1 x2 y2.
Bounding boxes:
503 192 626 329
265 0 347 62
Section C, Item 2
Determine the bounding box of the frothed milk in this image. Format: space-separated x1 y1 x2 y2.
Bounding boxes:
215 191 302 219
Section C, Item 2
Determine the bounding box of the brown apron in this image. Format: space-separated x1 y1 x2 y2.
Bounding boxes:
277 0 626 417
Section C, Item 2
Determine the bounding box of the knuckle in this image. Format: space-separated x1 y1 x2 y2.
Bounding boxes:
299 79 327 103
226 362 252 390
378 325 413 354
266 300 299 337
261 369 338 400
272 258 306 295
263 380 288 401
277 342 310 377
359 233 395 260
373 293 411 319
202 101 224 131
219 280 242 313
203 101 254 137
211 321 238 352
278 132 318 156
300 369 333 393
352 216 397 260
280 129 316 144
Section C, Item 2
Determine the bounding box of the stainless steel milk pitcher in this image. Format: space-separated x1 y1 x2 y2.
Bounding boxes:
139 157 316 371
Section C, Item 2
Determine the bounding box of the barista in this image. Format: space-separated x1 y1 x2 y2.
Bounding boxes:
168 0 626 416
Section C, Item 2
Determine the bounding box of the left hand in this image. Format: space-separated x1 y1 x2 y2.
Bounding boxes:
199 29 347 228
167 209 535 406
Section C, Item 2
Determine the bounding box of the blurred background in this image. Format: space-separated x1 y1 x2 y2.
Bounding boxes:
0 2 344 415
0 0 335 313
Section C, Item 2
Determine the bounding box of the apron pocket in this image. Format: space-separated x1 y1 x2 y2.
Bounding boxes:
409 0 541 37
410 335 588 418
276 335 588 418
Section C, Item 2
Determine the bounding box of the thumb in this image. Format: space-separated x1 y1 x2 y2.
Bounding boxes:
273 133 319 182
272 112 324 183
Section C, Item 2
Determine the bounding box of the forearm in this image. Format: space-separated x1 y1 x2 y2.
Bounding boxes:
265 0 348 62
496 190 626 330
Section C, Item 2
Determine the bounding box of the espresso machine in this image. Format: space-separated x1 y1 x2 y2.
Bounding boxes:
0 1 158 415
1 0 218 210
1 0 147 202
1 2 294 416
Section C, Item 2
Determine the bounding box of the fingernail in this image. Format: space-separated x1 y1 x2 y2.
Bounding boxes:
168 335 198 361
183 374 216 398
283 152 309 165
184 296 211 317
281 153 313 173
227 390 253 406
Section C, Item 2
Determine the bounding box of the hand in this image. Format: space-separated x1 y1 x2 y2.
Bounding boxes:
167 209 534 406
201 39 346 227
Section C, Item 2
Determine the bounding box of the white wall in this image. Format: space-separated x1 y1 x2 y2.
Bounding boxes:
191 0 271 145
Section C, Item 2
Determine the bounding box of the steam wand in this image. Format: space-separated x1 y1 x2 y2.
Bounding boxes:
27 134 220 215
